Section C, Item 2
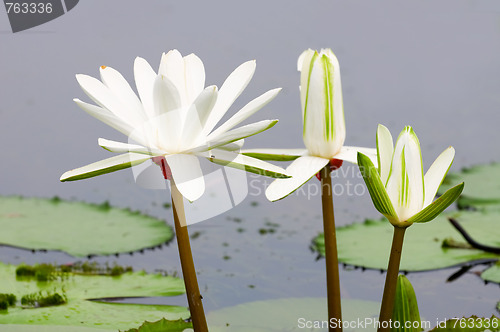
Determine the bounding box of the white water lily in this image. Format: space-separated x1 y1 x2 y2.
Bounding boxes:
357 124 464 227
60 50 290 201
243 48 376 201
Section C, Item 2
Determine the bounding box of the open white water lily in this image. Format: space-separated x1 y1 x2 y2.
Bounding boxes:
243 48 376 201
357 124 464 228
60 50 290 202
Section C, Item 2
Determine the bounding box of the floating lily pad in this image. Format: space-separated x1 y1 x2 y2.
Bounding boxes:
2 326 115 332
313 211 499 272
0 262 189 330
482 262 500 284
206 297 379 331
0 196 173 257
438 163 500 210
429 315 500 331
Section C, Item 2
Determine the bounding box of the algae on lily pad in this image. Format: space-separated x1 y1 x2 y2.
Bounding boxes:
313 211 499 272
438 163 500 210
0 196 173 257
206 297 379 332
0 262 189 330
121 318 191 332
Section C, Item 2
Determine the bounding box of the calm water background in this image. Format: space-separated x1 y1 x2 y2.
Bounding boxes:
1 0 500 329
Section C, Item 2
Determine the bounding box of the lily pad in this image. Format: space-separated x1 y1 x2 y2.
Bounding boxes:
438 163 500 210
1 326 115 332
206 297 379 331
429 315 500 331
0 196 173 257
481 262 500 284
0 262 190 330
313 211 499 272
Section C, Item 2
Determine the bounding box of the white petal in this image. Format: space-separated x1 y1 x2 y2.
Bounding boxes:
423 146 455 207
100 66 145 119
183 53 205 104
217 139 244 151
60 153 151 182
209 88 281 138
203 60 256 135
404 127 425 215
200 149 290 179
165 154 205 202
376 124 394 185
159 50 187 106
265 156 329 201
134 57 157 119
242 148 308 161
76 74 145 127
206 119 278 150
334 146 377 165
98 138 164 156
181 86 218 149
152 75 183 151
73 99 135 139
297 49 314 71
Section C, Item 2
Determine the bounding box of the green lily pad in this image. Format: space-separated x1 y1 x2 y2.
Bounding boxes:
313 211 499 272
0 196 173 257
1 326 115 332
428 315 500 331
481 262 500 284
206 297 379 331
438 163 500 210
0 262 189 330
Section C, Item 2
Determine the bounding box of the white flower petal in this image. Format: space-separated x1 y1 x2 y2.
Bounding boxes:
181 85 218 149
98 138 164 156
165 154 205 202
60 153 151 182
73 99 135 139
134 57 157 119
201 149 290 179
203 60 256 135
207 119 278 150
100 66 145 119
183 53 205 104
242 148 308 161
152 75 183 151
334 146 377 165
217 139 244 151
423 146 455 207
209 88 282 138
265 156 329 201
376 124 394 184
75 74 145 128
159 50 187 106
403 127 425 218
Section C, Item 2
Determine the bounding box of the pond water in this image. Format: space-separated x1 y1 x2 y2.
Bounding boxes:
1 0 500 330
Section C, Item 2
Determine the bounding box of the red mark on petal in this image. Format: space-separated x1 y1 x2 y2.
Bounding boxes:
315 158 344 181
152 156 172 180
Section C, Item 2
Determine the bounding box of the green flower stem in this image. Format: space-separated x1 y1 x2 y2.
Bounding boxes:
171 182 208 332
378 226 407 332
320 165 343 332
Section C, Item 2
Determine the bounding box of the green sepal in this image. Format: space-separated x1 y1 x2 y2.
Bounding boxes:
392 275 423 332
408 182 464 223
357 152 397 219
